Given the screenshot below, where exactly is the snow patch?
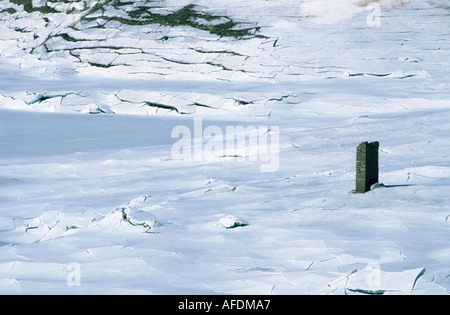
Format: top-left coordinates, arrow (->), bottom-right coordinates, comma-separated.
22,211 -> 88,242
335,267 -> 433,295
219,215 -> 248,229
299,0 -> 410,24
120,206 -> 160,233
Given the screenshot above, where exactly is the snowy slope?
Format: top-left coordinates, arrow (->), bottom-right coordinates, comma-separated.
0,0 -> 449,294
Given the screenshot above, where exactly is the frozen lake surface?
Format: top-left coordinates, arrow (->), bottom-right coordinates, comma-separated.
0,0 -> 449,294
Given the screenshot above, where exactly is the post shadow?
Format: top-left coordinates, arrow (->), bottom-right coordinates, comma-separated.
354,141 -> 417,193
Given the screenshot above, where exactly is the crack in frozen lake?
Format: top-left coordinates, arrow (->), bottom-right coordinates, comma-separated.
1,68 -> 449,101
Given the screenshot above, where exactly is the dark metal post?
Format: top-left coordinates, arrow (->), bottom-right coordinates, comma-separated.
355,141 -> 379,193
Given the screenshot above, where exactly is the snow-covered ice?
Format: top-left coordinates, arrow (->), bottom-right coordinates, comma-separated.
0,0 -> 449,294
